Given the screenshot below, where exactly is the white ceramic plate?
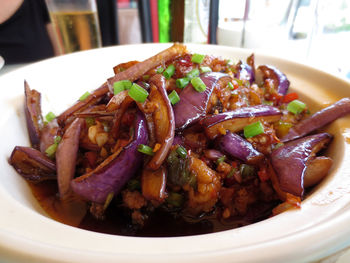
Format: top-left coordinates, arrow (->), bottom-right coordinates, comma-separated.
0,44 -> 350,263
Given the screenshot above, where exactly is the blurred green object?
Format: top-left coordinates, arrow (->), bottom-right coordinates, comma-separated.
158,0 -> 171,42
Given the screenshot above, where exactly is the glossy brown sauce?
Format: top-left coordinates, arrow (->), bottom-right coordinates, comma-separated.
28,180 -> 278,237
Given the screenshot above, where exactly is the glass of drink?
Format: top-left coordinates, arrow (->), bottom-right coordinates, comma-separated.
45,0 -> 102,54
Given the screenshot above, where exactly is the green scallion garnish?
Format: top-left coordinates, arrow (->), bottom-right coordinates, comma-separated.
163,64 -> 175,79
176,77 -> 190,89
85,117 -> 95,127
191,53 -> 205,64
113,80 -> 132,95
137,144 -> 154,156
79,91 -> 90,101
200,66 -> 212,73
45,143 -> 58,158
45,111 -> 56,122
227,82 -> 234,90
176,145 -> 187,159
287,99 -> 306,115
156,67 -> 164,74
191,77 -> 207,92
216,155 -> 226,164
168,90 -> 180,105
186,68 -> 200,79
226,59 -> 234,66
166,192 -> 184,207
128,83 -> 149,103
54,135 -> 61,144
244,121 -> 265,138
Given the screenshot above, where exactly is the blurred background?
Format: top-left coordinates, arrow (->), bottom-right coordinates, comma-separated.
0,0 -> 349,80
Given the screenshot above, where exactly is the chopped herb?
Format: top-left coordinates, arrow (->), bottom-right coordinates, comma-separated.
85,117 -> 95,127
166,192 -> 184,207
200,66 -> 212,73
287,99 -> 306,115
128,83 -> 149,103
191,77 -> 207,92
54,135 -> 61,144
240,164 -> 256,179
156,67 -> 164,73
186,68 -> 200,79
45,111 -> 56,122
137,144 -> 154,156
227,82 -> 234,90
216,155 -> 226,165
191,53 -> 205,64
113,80 -> 132,94
176,145 -> 187,159
45,143 -> 58,158
163,64 -> 175,79
176,77 -> 190,89
168,90 -> 180,105
103,192 -> 114,210
244,121 -> 264,138
79,91 -> 91,101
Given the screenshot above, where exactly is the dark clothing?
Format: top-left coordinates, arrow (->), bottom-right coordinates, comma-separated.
0,0 -> 54,64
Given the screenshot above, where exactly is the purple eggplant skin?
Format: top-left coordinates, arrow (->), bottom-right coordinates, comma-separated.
203,149 -> 225,161
71,110 -> 148,204
257,65 -> 290,96
281,98 -> 350,142
9,146 -> 56,182
56,118 -> 85,199
271,133 -> 332,197
174,72 -> 231,130
203,105 -> 282,139
24,81 -> 44,149
235,61 -> 254,84
218,132 -> 264,164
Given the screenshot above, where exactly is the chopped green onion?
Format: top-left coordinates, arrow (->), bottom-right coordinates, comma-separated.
191,53 -> 205,64
240,164 -> 256,179
273,142 -> 284,150
85,117 -> 95,127
216,155 -> 226,165
186,68 -> 200,79
156,67 -> 164,73
143,75 -> 150,81
79,91 -> 90,101
103,192 -> 114,210
176,145 -> 187,159
226,59 -> 234,66
163,64 -> 175,79
227,167 -> 237,178
262,100 -> 274,106
45,143 -> 58,158
113,80 -> 132,95
191,77 -> 207,92
166,192 -> 184,207
200,66 -> 212,73
287,99 -> 306,115
54,136 -> 61,144
45,111 -> 56,122
168,90 -> 180,105
176,77 -> 190,89
137,144 -> 154,156
244,121 -> 265,138
128,83 -> 149,103
227,82 -> 234,90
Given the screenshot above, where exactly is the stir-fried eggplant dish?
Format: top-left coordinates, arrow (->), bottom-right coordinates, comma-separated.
9,44 -> 350,236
